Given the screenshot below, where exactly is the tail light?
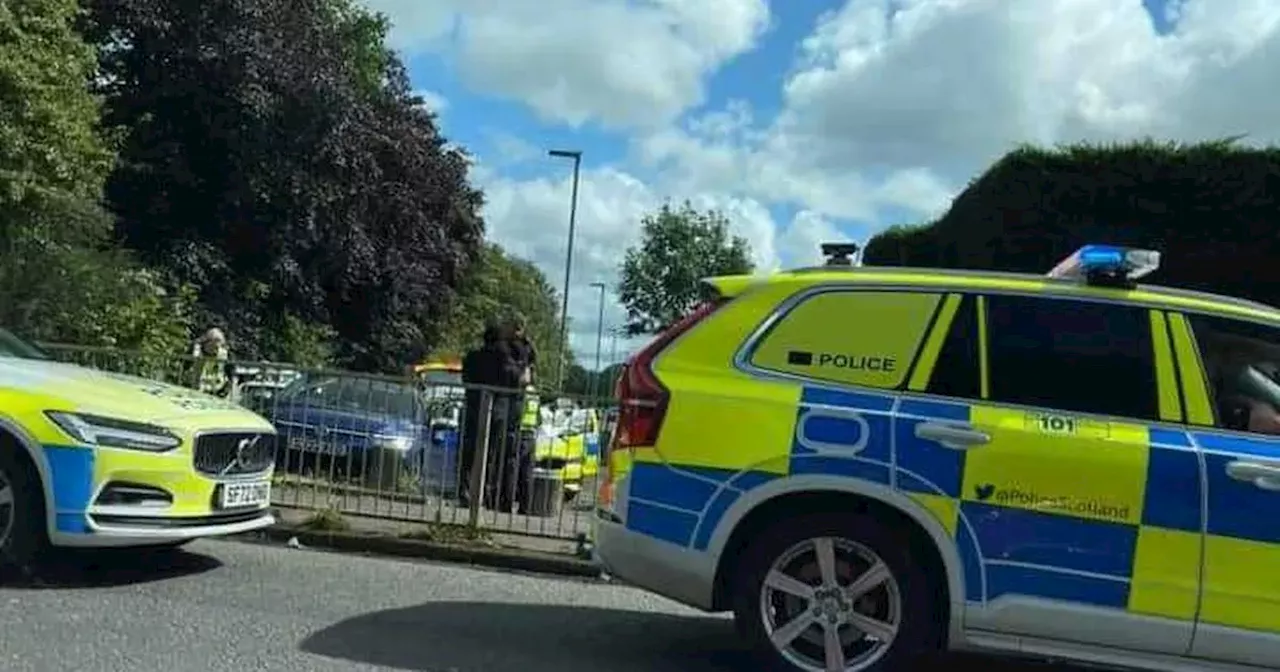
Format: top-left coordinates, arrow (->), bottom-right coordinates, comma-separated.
598,297 -> 727,509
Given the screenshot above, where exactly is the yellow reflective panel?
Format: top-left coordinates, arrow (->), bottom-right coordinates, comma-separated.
1149,311 -> 1183,423
907,491 -> 959,537
975,295 -> 990,398
962,407 -> 1149,526
750,290 -> 942,390
1129,526 -> 1200,620
1201,535 -> 1280,632
1167,313 -> 1215,426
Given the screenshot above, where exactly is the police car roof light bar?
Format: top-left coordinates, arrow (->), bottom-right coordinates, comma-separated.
1046,244 -> 1161,288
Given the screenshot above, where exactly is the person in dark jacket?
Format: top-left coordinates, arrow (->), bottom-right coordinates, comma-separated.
460,324 -> 521,507
500,318 -> 538,512
507,317 -> 537,387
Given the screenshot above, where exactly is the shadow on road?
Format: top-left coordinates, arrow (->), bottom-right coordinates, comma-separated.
300,601 -> 1093,672
0,547 -> 222,589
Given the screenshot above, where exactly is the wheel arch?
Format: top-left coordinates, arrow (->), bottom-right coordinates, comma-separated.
0,415 -> 56,538
707,475 -> 965,636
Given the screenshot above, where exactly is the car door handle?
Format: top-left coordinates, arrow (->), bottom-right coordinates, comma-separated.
1226,460 -> 1280,491
915,422 -> 990,450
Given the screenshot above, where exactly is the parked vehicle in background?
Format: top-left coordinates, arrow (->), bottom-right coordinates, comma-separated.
266,375 -> 460,494
232,364 -> 302,414
0,328 -> 277,567
534,407 -> 602,501
412,359 -> 464,428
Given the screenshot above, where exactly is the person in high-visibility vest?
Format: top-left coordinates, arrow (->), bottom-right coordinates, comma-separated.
506,383 -> 540,513
191,328 -> 233,398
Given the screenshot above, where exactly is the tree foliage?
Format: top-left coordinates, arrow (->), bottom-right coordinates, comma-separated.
82,0 -> 485,372
563,362 -> 623,399
0,0 -> 193,354
862,139 -> 1280,306
618,202 -> 754,336
432,243 -> 573,382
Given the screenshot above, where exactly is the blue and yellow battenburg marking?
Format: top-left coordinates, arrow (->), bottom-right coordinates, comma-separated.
43,444 -> 96,533
622,383 -> 1280,630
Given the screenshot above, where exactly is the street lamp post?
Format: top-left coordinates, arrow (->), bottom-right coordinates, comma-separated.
548,148 -> 583,391
589,282 -> 606,398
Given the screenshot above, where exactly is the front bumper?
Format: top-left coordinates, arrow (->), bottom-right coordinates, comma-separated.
43,441 -> 276,548
55,509 -> 275,548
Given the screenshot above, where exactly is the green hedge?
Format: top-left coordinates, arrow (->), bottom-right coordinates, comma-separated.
863,139 -> 1280,306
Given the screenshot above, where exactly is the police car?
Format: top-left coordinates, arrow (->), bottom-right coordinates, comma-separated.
594,244 -> 1280,672
0,331 -> 277,568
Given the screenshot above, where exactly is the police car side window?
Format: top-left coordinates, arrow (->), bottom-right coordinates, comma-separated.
926,294 -> 981,399
985,295 -> 1159,421
749,290 -> 943,390
1188,315 -> 1280,435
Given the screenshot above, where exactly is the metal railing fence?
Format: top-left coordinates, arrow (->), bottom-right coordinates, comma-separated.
35,343 -> 616,544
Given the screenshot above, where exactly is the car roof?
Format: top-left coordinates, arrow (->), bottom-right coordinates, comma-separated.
706,265 -> 1280,325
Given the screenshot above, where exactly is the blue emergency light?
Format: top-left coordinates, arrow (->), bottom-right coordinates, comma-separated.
1046,244 -> 1160,287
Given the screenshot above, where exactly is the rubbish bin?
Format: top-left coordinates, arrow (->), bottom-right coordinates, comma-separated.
526,467 -> 564,518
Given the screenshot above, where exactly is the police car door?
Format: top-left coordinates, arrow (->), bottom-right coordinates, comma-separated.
1172,312 -> 1280,667
901,293 -> 1198,655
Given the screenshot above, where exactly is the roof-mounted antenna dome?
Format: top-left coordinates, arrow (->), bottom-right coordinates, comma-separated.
821,242 -> 861,267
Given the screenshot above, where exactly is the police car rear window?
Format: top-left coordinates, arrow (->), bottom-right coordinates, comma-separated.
749,290 -> 943,390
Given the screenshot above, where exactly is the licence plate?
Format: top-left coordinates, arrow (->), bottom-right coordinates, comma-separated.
286,436 -> 348,456
220,481 -> 270,508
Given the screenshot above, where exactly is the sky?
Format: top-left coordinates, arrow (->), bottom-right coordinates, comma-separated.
361,0 -> 1280,370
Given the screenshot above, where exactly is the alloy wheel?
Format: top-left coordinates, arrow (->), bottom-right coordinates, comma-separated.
759,536 -> 902,672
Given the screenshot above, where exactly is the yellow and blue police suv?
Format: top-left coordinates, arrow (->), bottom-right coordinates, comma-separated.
0,331 -> 276,568
595,244 -> 1280,672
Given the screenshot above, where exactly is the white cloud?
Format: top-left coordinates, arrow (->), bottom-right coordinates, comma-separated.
363,0 -> 770,128
764,0 -> 1280,200
413,89 -> 448,112
777,211 -> 849,269
632,0 -> 1280,232
438,0 -> 1280,368
473,163 -> 788,368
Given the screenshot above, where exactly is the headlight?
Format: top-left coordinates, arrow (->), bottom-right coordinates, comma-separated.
46,412 -> 181,452
372,435 -> 412,452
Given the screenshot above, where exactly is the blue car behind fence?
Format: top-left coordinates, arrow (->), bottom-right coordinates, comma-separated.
267,376 -> 462,494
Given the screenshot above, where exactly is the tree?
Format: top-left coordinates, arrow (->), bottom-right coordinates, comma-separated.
83,0 -> 485,371
433,243 -> 573,385
861,139 -> 1280,307
0,0 -> 192,354
563,362 -> 623,399
618,202 -> 754,335
861,222 -> 939,268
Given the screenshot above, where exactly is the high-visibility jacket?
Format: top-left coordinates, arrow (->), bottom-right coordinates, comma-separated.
196,356 -> 229,396
520,385 -> 540,429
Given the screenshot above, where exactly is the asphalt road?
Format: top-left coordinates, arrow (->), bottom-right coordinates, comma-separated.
0,539 -> 1095,672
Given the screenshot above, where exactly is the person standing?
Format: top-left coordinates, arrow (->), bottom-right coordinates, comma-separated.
191,328 -> 234,398
460,323 -> 520,508
500,318 -> 540,512
507,317 -> 537,387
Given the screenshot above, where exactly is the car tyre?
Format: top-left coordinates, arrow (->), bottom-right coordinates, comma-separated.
0,447 -> 49,572
731,511 -> 940,672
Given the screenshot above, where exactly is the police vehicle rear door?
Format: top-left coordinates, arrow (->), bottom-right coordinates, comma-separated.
901,291 -> 1198,656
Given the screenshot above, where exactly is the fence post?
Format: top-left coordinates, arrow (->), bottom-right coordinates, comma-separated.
467,391 -> 494,529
